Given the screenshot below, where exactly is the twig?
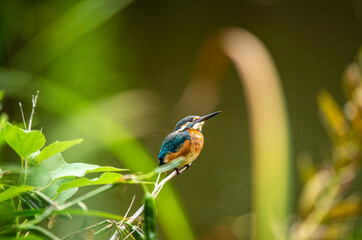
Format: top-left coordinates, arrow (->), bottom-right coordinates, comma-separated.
119,195 -> 136,227
19,102 -> 27,129
94,222 -> 113,237
96,196 -> 136,237
28,90 -> 39,131
85,220 -> 108,230
154,173 -> 161,187
123,226 -> 140,240
109,166 -> 188,240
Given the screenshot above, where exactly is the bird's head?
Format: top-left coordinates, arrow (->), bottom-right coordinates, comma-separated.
174,111 -> 221,132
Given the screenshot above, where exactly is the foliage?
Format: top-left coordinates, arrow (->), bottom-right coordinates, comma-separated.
290,54 -> 362,240
0,93 -> 159,239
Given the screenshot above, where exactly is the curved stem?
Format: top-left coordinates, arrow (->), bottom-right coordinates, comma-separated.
176,27 -> 291,240
221,28 -> 291,240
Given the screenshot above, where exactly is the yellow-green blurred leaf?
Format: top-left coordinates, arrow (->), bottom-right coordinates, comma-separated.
325,197 -> 360,221
342,63 -> 361,99
298,170 -> 330,216
297,151 -> 316,183
318,91 -> 349,138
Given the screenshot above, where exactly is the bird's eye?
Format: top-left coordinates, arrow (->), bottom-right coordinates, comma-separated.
188,118 -> 193,122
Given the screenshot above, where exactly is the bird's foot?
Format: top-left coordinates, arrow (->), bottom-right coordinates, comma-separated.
175,164 -> 191,175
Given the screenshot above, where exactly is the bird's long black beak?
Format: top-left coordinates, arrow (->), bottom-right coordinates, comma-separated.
196,111 -> 221,122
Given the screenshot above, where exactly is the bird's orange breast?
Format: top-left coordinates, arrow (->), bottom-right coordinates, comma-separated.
162,130 -> 204,168
183,129 -> 204,165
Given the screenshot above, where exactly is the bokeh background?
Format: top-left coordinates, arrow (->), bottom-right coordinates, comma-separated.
1,0 -> 361,239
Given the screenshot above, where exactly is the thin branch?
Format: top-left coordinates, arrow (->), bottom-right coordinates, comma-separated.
123,226 -> 140,240
154,173 -> 161,187
96,195 -> 137,237
19,102 -> 27,129
109,166 -> 189,240
118,195 -> 136,228
85,220 -> 108,230
28,90 -> 39,131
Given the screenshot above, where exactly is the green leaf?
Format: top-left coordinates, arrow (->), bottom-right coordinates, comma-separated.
0,208 -> 44,220
37,139 -> 83,163
50,163 -> 126,180
0,185 -> 34,202
57,172 -> 124,193
3,122 -> 46,158
27,154 -> 77,204
144,192 -> 157,240
20,192 -> 44,209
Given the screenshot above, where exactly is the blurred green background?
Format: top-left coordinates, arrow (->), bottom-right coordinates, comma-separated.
0,0 -> 361,239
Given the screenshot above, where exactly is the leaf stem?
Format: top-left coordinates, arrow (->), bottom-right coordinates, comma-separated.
24,159 -> 28,185
20,157 -> 24,185
37,179 -> 56,192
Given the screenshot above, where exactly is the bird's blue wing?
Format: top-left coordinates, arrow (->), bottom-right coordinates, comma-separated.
158,131 -> 191,165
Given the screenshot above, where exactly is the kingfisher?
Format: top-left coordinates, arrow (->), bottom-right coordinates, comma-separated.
158,111 -> 221,174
